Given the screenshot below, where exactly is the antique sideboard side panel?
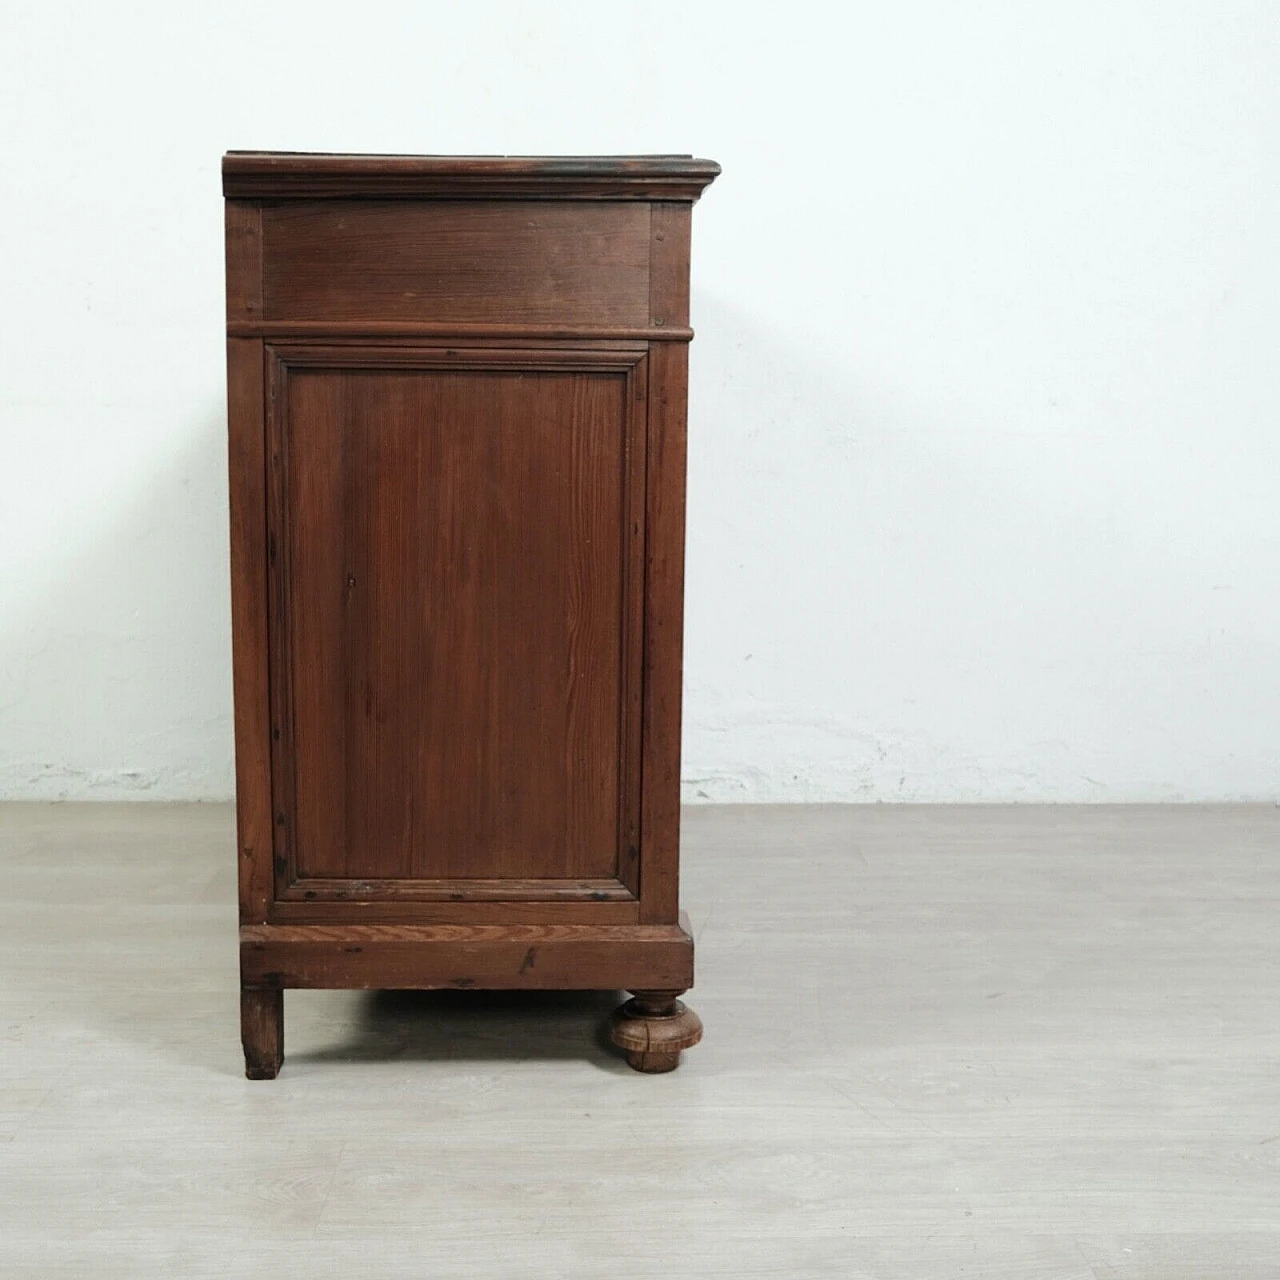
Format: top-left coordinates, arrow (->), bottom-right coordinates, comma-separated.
225,200 -> 273,923
262,343 -> 649,907
222,155 -> 720,1076
229,186 -> 704,932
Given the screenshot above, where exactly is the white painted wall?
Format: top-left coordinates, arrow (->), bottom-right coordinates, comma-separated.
2,2 -> 1277,802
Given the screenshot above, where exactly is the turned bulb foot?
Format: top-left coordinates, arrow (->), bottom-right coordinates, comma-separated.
609,991 -> 702,1073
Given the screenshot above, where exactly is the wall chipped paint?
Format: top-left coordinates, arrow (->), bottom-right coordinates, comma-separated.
1,2 -> 1277,803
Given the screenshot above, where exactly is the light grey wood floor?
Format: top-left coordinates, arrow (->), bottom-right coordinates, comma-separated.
0,803 -> 1276,1278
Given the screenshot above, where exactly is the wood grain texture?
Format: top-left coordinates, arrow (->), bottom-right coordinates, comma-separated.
240,919 -> 693,943
617,348 -> 648,898
609,993 -> 702,1073
266,343 -> 647,371
240,920 -> 694,992
223,152 -> 721,201
239,986 -> 283,1080
224,202 -> 262,323
272,357 -> 644,888
227,321 -> 694,341
648,203 -> 692,331
264,899 -> 640,925
638,341 -> 690,923
226,338 -> 272,923
277,877 -> 636,905
262,202 -> 650,327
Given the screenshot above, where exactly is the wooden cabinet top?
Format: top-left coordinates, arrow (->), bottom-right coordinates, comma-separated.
224,152 -> 719,340
222,152 -> 721,201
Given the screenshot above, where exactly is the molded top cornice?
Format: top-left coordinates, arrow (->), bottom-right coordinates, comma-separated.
223,153 -> 721,201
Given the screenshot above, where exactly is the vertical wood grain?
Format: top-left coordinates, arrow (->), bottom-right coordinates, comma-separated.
281,365 -> 632,884
264,352 -> 296,897
239,986 -> 283,1079
226,337 -> 272,923
342,371 -> 423,881
648,203 -> 692,331
285,369 -> 348,877
224,202 -> 262,324
639,341 -> 690,923
617,361 -> 648,897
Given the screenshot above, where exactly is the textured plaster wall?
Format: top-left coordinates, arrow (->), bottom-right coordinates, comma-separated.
1,2 -> 1278,802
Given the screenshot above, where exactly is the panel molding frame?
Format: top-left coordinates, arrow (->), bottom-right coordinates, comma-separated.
263,340 -> 649,910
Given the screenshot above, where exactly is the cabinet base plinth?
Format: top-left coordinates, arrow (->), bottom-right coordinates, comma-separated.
241,917 -> 694,992
238,918 -> 696,1077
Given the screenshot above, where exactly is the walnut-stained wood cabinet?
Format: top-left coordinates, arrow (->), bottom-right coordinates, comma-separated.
224,153 -> 719,1075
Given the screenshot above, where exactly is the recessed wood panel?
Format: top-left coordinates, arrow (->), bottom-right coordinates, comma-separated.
262,201 -> 651,327
271,356 -> 641,889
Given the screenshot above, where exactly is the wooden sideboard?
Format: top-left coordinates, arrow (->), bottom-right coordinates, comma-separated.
224,153 -> 719,1075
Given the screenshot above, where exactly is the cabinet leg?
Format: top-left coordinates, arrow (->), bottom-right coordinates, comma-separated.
609,989 -> 702,1073
241,987 -> 283,1080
